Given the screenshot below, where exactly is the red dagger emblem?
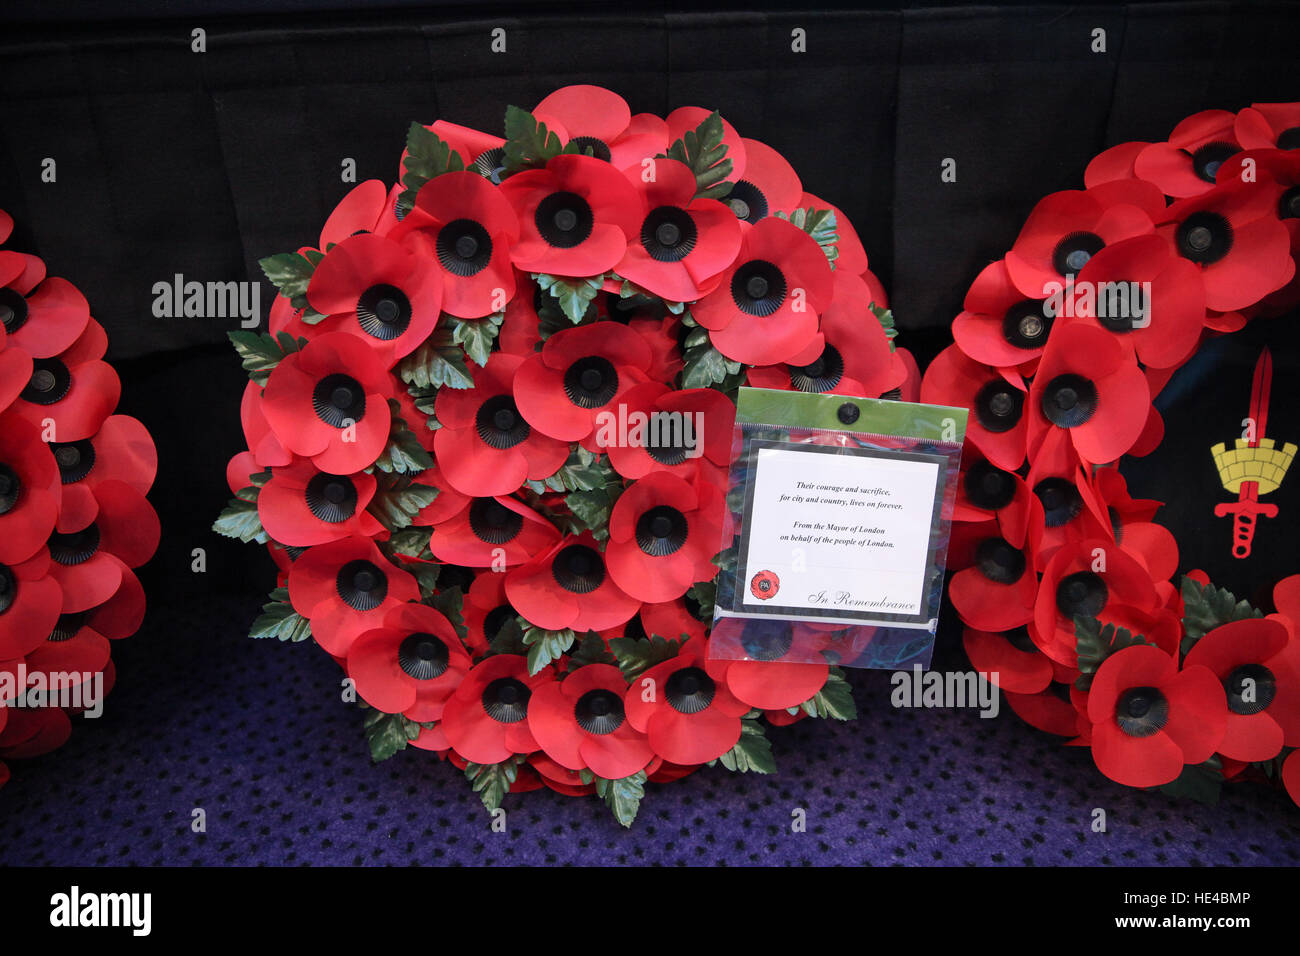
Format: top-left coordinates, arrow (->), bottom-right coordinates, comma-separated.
1214,348 -> 1277,559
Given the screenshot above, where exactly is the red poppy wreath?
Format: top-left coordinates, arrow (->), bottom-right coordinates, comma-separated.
929,101 -> 1300,809
217,85 -> 907,825
0,209 -> 160,789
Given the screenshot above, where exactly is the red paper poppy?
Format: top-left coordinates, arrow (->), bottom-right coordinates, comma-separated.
0,340 -> 34,414
627,313 -> 685,385
389,171 -> 519,319
1003,684 -> 1086,737
319,179 -> 399,248
84,560 -> 146,640
9,320 -> 120,443
1027,323 -> 1150,467
950,534 -> 1038,632
0,549 -> 62,660
432,352 -> 569,496
747,270 -> 903,398
428,494 -> 560,568
440,654 -> 547,764
952,453 -> 1037,551
1084,141 -> 1149,189
1134,109 -> 1241,198
499,153 -> 641,277
951,258 -> 1055,368
462,570 -> 517,657
616,156 -> 741,303
498,277 -> 543,357
1032,536 -> 1160,667
800,191 -> 869,274
504,531 -> 640,633
962,627 -> 1054,695
257,457 -> 382,547
625,638 -> 748,764
0,704 -> 72,759
1086,644 -> 1225,788
602,381 -> 733,484
528,662 -> 654,779
237,380 -> 291,470
345,602 -> 471,722
287,536 -> 419,657
692,216 -> 832,366
920,344 -> 1028,471
0,410 -> 60,565
305,233 -> 443,364
534,85 -> 669,171
606,470 -> 725,603
1234,102 -> 1300,150
1156,177 -> 1295,313
425,120 -> 507,175
513,321 -> 653,443
705,617 -> 830,709
2,276 -> 91,360
1183,618 -> 1300,761
262,331 -> 393,475
725,137 -> 803,224
407,462 -> 469,527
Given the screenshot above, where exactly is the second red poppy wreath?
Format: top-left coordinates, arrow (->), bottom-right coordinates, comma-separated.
218,85 -> 908,824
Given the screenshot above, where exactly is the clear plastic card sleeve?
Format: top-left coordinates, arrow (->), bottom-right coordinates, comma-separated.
709,387 -> 968,669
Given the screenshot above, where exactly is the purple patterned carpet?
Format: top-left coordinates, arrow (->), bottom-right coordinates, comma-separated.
1,593 -> 1296,866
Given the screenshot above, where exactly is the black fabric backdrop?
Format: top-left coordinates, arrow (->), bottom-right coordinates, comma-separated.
1,0 -> 1298,603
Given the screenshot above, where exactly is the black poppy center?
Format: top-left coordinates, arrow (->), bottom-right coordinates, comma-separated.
563,355 -> 619,408
471,146 -> 508,184
535,191 -> 594,248
356,284 -> 411,340
312,373 -> 366,428
335,559 -> 388,610
1116,686 -> 1169,737
605,290 -> 666,324
437,219 -> 493,277
1055,571 -> 1108,618
973,380 -> 1024,433
49,524 -> 101,566
965,461 -> 1017,510
482,677 -> 530,723
1175,211 -> 1233,265
468,498 -> 523,544
1279,185 -> 1300,221
398,632 -> 450,680
1275,126 -> 1300,151
646,418 -> 690,466
731,260 -> 786,317
574,688 -> 625,734
1041,373 -> 1098,428
666,667 -> 716,714
482,604 -> 517,643
552,545 -> 605,593
790,344 -> 845,392
635,505 -> 688,556
1189,141 -> 1240,183
1051,231 -> 1106,275
0,564 -> 14,615
1225,662 -> 1276,715
1004,626 -> 1038,653
48,611 -> 87,643
975,537 -> 1027,584
1002,299 -> 1054,349
49,440 -> 95,484
1034,477 -> 1084,527
569,136 -> 612,163
475,394 -> 530,450
0,287 -> 27,334
305,473 -> 358,523
21,359 -> 72,406
741,622 -> 794,661
0,464 -> 20,516
641,205 -> 698,263
727,179 -> 768,223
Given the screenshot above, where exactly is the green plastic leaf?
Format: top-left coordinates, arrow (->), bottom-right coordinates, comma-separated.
385,526 -> 433,559
567,631 -> 616,671
259,251 -> 317,304
374,399 -> 435,475
681,326 -> 744,391
366,474 -> 438,531
1074,616 -> 1153,691
608,633 -> 684,682
425,585 -> 470,644
406,383 -> 441,431
488,617 -> 528,656
686,581 -> 716,621
397,121 -> 467,217
869,302 -> 898,351
1180,576 -> 1263,657
594,770 -> 647,828
539,445 -> 612,494
227,330 -> 306,386
717,718 -> 776,774
1157,756 -> 1223,806
248,587 -> 312,642
464,756 -> 526,812
213,496 -> 267,544
363,709 -> 422,762
449,311 -> 504,369
502,106 -> 568,175
564,482 -> 623,542
799,666 -> 857,720
396,327 -> 474,390
534,272 -> 604,325
660,110 -> 733,200
522,625 -> 576,675
777,206 -> 839,268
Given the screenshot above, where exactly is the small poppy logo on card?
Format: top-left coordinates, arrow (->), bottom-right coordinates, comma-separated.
750,570 -> 779,600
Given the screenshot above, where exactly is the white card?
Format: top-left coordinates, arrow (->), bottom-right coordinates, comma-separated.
735,441 -> 946,626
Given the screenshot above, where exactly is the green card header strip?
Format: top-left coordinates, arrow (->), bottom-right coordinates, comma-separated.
734,387 -> 968,441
